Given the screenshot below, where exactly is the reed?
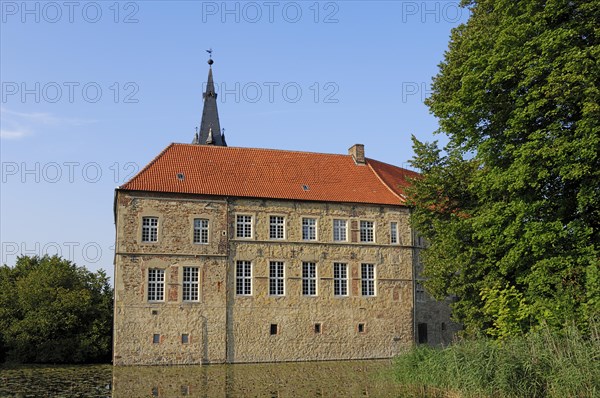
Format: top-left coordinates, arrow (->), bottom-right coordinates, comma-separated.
393,321 -> 600,397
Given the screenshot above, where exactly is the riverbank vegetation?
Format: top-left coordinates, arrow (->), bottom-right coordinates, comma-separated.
0,255 -> 113,364
394,322 -> 600,397
400,1 -> 600,395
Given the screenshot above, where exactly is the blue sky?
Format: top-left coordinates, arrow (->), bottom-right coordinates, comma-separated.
1,1 -> 468,277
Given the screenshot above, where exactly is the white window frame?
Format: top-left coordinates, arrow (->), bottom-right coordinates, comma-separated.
142,216 -> 158,243
361,263 -> 376,296
390,221 -> 398,244
269,216 -> 285,240
236,260 -> 252,296
360,220 -> 375,243
193,218 -> 209,244
333,262 -> 348,296
302,217 -> 317,241
182,266 -> 199,302
333,219 -> 347,242
302,262 -> 317,296
147,268 -> 165,302
236,214 -> 253,239
269,261 -> 285,296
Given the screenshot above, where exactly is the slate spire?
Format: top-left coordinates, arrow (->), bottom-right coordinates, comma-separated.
194,55 -> 226,146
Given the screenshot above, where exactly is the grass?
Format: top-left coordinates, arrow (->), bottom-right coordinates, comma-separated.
393,322 -> 600,397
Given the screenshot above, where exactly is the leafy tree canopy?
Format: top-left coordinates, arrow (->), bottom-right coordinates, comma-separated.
407,0 -> 599,338
0,255 -> 113,363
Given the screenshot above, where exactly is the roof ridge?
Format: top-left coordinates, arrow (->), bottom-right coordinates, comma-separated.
172,142 -> 352,158
120,143 -> 176,189
366,159 -> 404,204
366,157 -> 420,176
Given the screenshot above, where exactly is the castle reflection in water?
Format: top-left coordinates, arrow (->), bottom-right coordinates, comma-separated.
112,359 -> 408,397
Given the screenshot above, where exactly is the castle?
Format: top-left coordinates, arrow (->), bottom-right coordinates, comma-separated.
112,58 -> 457,366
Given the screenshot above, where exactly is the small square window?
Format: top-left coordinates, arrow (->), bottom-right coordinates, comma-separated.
181,334 -> 189,344
151,310 -> 158,315
314,323 -> 322,334
181,385 -> 190,395
152,386 -> 159,396
152,334 -> 160,344
358,323 -> 365,333
270,324 -> 279,335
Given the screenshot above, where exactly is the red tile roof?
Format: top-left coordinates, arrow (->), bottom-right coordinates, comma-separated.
119,144 -> 419,206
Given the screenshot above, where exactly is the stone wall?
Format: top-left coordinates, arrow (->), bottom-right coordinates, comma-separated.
114,191 -> 420,365
413,243 -> 462,346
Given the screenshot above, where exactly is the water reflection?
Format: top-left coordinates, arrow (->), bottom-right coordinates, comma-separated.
113,360 -> 406,397
1,360 -> 441,397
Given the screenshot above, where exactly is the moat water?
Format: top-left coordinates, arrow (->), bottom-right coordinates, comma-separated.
0,359 -> 441,397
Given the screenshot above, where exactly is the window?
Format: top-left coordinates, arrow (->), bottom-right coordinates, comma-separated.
236,215 -> 253,238
333,263 -> 348,296
302,218 -> 317,240
333,219 -> 347,242
269,216 -> 285,239
270,324 -> 279,335
416,282 -> 425,302
182,267 -> 199,302
193,218 -> 209,244
152,334 -> 160,344
360,220 -> 374,242
302,262 -> 317,296
314,323 -> 322,334
236,261 -> 252,295
390,222 -> 398,244
142,217 -> 158,242
361,263 -> 375,296
181,334 -> 189,344
269,261 -> 285,296
147,269 -> 165,301
418,323 -> 428,344
358,323 -> 365,333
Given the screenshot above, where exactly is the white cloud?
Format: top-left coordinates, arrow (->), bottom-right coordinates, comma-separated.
0,128 -> 29,140
0,107 -> 97,140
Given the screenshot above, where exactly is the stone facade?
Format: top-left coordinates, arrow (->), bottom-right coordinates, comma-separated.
113,191 -> 419,365
413,239 -> 462,346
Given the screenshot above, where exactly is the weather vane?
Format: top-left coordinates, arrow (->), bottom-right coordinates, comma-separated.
206,48 -> 213,59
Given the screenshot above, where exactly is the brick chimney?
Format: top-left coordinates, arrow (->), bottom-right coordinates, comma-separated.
348,144 -> 365,165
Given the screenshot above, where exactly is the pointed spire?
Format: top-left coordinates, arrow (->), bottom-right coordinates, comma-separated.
221,128 -> 227,146
191,127 -> 199,144
194,52 -> 227,146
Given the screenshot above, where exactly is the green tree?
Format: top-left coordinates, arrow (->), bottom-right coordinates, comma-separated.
0,255 -> 113,363
407,0 -> 600,337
